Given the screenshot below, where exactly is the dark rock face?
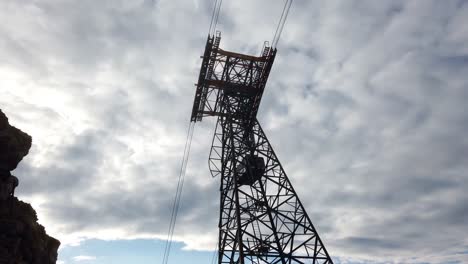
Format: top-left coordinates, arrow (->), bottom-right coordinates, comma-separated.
0,109 -> 60,264
0,110 -> 32,173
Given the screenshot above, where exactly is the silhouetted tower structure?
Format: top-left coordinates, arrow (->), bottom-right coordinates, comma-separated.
191,32 -> 333,264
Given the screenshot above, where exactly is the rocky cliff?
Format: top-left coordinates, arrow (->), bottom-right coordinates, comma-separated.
0,109 -> 60,264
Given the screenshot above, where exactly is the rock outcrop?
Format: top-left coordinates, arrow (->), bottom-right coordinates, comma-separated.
0,109 -> 60,264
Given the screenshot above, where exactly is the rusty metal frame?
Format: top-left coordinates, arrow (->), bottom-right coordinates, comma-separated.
191,33 -> 333,264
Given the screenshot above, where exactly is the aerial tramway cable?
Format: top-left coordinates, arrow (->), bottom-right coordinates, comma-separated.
208,0 -> 219,35
272,0 -> 292,49
162,1 -> 223,263
208,0 -> 223,36
210,240 -> 218,264
162,121 -> 195,264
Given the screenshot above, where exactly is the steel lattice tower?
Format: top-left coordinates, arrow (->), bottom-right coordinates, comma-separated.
190,32 -> 333,264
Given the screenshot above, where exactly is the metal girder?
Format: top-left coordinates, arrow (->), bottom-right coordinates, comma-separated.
191,33 -> 334,264
209,114 -> 333,264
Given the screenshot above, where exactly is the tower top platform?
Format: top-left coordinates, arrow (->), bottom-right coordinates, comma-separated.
190,32 -> 276,122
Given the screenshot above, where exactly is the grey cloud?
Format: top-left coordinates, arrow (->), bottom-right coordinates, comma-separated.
1,0 -> 468,263
337,237 -> 402,252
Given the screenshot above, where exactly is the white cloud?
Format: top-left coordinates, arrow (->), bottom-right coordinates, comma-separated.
72,255 -> 97,261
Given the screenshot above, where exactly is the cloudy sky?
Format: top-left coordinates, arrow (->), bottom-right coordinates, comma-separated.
1,0 -> 468,263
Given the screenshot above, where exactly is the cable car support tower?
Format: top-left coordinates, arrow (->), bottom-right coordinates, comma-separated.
189,28 -> 334,264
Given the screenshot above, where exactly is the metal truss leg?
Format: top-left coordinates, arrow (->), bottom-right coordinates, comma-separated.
214,117 -> 333,264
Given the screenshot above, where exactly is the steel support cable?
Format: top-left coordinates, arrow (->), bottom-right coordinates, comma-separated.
210,240 -> 218,264
208,0 -> 219,36
272,0 -> 293,49
272,0 -> 288,46
212,0 -> 223,35
162,121 -> 195,264
162,121 -> 196,264
209,0 -> 223,36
